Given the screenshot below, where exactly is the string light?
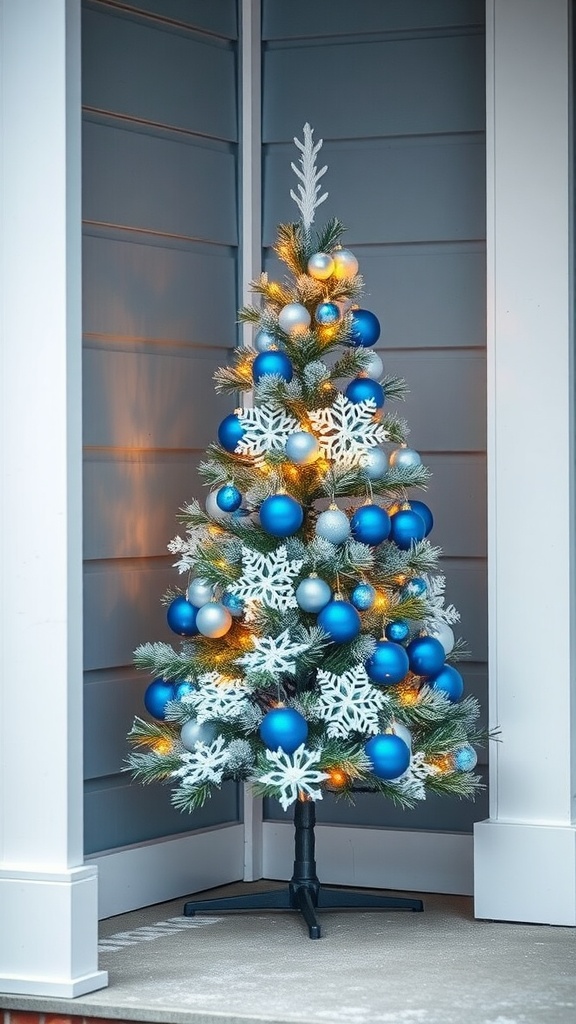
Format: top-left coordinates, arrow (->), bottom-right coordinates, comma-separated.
427,753 -> 454,774
394,677 -> 421,705
152,737 -> 172,756
326,768 -> 348,789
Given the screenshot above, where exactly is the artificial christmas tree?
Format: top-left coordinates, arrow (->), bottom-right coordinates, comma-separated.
127,125 -> 483,938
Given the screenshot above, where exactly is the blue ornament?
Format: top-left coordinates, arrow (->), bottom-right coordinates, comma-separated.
144,678 -> 175,720
350,504 -> 391,546
409,500 -> 434,537
253,350 -> 293,384
216,484 -> 242,512
453,744 -> 477,771
402,577 -> 427,598
218,413 -> 246,453
385,620 -> 410,643
167,596 -> 198,636
350,309 -> 381,348
173,680 -> 195,701
259,707 -> 308,754
315,507 -> 350,544
407,635 -> 445,677
345,376 -> 385,408
365,733 -> 411,780
285,431 -> 320,465
260,493 -> 304,537
296,576 -> 332,613
222,592 -> 245,617
364,446 -> 388,480
315,301 -> 340,325
318,599 -> 362,643
365,640 -> 410,686
351,582 -> 376,611
181,718 -> 217,751
254,329 -> 278,352
428,664 -> 464,702
389,508 -> 426,550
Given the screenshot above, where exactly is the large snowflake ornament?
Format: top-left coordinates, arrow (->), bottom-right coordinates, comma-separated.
236,405 -> 299,461
309,393 -> 390,464
185,678 -> 251,724
236,628 -> 310,677
316,665 -> 389,738
228,545 -> 303,611
172,736 -> 229,787
256,744 -> 329,811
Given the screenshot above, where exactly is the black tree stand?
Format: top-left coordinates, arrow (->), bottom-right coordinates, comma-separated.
184,799 -> 423,939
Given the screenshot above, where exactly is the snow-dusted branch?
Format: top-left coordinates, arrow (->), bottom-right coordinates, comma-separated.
290,123 -> 328,232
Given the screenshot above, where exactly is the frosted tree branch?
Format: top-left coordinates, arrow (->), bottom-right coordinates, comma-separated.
290,123 -> 328,233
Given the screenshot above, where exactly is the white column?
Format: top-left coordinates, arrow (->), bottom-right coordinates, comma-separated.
475,0 -> 576,926
0,0 -> 107,994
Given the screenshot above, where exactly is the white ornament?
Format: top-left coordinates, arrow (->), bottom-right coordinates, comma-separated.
228,545 -> 303,611
332,249 -> 359,280
236,628 -> 310,677
309,393 -> 390,465
426,620 -> 455,654
256,743 -> 329,811
392,720 -> 413,751
236,404 -> 299,461
186,676 -> 250,724
172,735 -> 229,787
278,302 -> 311,335
316,665 -> 389,739
290,123 -> 328,232
362,351 -> 384,379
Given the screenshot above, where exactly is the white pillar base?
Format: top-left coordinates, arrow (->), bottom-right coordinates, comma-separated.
0,865 -> 108,997
474,820 -> 576,927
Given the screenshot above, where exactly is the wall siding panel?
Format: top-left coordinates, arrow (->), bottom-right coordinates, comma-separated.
263,0 -> 485,38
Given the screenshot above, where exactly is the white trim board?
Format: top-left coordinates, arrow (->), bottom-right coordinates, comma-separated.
88,824 -> 244,919
262,822 -> 473,896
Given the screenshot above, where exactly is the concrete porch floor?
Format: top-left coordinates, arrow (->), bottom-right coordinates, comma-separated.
1,880 -> 575,1024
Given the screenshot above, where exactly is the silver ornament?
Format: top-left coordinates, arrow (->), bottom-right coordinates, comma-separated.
307,252 -> 334,280
393,721 -> 413,753
332,249 -> 359,280
180,718 -> 217,751
363,447 -> 388,480
285,431 -> 320,465
362,351 -> 384,379
315,507 -> 351,544
278,302 -> 311,335
205,489 -> 230,521
389,447 -> 422,470
427,621 -> 455,655
187,577 -> 215,608
296,576 -> 332,612
195,602 -> 233,638
254,329 -> 278,353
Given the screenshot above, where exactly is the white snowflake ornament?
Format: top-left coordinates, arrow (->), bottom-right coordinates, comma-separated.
172,735 -> 229,787
309,393 -> 390,465
228,545 -> 303,611
256,743 -> 329,810
236,628 -> 310,677
186,677 -> 251,724
236,405 -> 299,461
316,665 -> 389,739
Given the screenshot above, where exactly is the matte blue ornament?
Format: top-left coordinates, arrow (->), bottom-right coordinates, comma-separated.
350,308 -> 381,348
403,577 -> 427,598
428,663 -> 464,702
409,500 -> 434,537
385,620 -> 410,643
407,635 -> 445,677
285,431 -> 320,465
173,680 -> 195,701
181,718 -> 217,751
218,413 -> 246,453
254,329 -> 278,353
350,504 -> 391,546
365,733 -> 411,780
315,507 -> 350,544
389,508 -> 426,550
453,743 -> 477,771
345,376 -> 385,408
296,576 -> 332,613
253,350 -> 293,384
365,640 -> 410,686
260,493 -> 304,537
364,446 -> 388,480
315,301 -> 340,325
318,599 -> 362,643
222,592 -> 245,617
167,596 -> 198,636
144,678 -> 175,720
216,484 -> 242,512
259,707 -> 308,754
351,582 -> 376,611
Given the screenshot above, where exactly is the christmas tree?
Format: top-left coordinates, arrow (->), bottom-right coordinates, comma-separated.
127,125 -> 482,826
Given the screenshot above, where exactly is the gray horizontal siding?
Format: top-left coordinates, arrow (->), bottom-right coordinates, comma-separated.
89,0 -> 238,37
263,0 -> 485,38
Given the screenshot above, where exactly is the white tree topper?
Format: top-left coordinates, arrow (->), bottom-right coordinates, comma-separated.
309,393 -> 390,464
236,628 -> 310,677
228,545 -> 303,611
256,743 -> 329,811
316,665 -> 389,738
290,123 -> 328,232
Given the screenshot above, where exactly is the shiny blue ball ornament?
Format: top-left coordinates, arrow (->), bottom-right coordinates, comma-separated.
254,329 -> 278,353
167,596 -> 198,636
351,582 -> 376,611
285,431 -> 320,465
403,577 -> 427,598
295,576 -> 332,613
259,707 -> 308,754
144,678 -> 175,720
364,447 -> 388,480
173,680 -> 195,701
407,635 -> 445,677
260,494 -> 304,537
428,664 -> 464,702
253,350 -> 293,384
222,592 -> 245,617
385,620 -> 410,643
389,508 -> 426,550
315,301 -> 340,325
216,484 -> 242,512
350,309 -> 381,348
345,376 -> 385,408
365,733 -> 411,780
453,744 -> 478,771
218,413 -> 246,453
365,640 -> 410,686
409,500 -> 434,537
318,599 -> 362,643
350,504 -> 391,546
